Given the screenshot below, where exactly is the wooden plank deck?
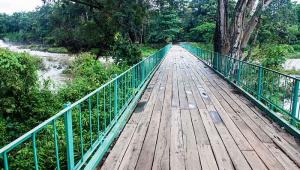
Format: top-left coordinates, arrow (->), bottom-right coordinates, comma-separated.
98,45 -> 300,170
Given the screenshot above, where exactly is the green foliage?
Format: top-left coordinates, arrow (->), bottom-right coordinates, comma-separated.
0,49 -> 62,144
47,47 -> 69,53
254,44 -> 294,69
190,42 -> 213,51
0,49 -> 129,169
59,52 -> 126,102
189,22 -> 215,43
139,45 -> 158,57
258,1 -> 299,44
112,33 -> 142,65
292,44 -> 300,52
147,10 -> 182,43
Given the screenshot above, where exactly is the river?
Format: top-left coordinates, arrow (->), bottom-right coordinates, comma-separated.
284,59 -> 300,71
0,40 -> 73,89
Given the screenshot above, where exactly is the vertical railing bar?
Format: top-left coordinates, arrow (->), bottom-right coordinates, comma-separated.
291,79 -> 299,125
3,152 -> 9,170
96,91 -> 100,136
77,104 -> 84,159
257,65 -> 263,101
88,97 -> 93,147
109,83 -> 112,124
64,102 -> 74,170
283,78 -> 287,108
53,121 -> 60,170
32,133 -> 39,170
114,77 -> 118,118
103,87 -> 106,127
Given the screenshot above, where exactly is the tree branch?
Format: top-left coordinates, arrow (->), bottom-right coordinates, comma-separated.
68,0 -> 103,9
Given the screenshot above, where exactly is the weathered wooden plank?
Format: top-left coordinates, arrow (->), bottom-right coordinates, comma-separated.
152,56 -> 174,170
183,52 -> 285,170
117,62 -> 167,170
242,151 -> 268,170
214,77 -> 300,167
101,124 -> 137,170
184,59 -> 253,151
135,62 -> 170,170
170,108 -> 185,170
181,109 -> 202,170
195,60 -> 273,144
206,105 -> 252,170
265,143 -> 299,170
199,109 -> 234,170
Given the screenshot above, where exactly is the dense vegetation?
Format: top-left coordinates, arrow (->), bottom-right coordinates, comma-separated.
0,0 -> 300,168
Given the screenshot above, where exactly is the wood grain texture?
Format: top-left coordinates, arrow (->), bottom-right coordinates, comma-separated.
99,45 -> 300,170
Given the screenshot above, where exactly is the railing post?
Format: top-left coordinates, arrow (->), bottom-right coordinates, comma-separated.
214,53 -> 219,71
64,102 -> 74,170
224,56 -> 228,77
114,76 -> 118,117
291,79 -> 299,125
132,67 -> 136,90
142,62 -> 145,83
257,66 -> 263,100
3,152 -> 9,170
237,61 -> 242,85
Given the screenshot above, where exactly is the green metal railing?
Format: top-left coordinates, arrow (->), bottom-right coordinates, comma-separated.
181,43 -> 300,136
0,44 -> 171,170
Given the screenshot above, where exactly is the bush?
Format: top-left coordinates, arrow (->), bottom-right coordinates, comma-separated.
189,22 -> 215,43
112,33 -> 142,65
140,45 -> 158,57
292,44 -> 300,51
254,44 -> 294,69
59,52 -> 126,102
0,48 -> 61,143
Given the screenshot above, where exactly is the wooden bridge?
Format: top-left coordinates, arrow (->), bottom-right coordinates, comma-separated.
1,44 -> 300,170
100,46 -> 300,170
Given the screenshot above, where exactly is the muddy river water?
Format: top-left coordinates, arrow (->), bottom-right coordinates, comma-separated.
0,40 -> 74,89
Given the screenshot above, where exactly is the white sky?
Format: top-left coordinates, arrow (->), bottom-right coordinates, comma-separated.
0,0 -> 43,15
0,0 -> 299,15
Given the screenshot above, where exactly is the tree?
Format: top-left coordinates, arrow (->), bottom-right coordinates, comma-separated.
147,9 -> 182,43
189,22 -> 215,43
215,0 -> 274,59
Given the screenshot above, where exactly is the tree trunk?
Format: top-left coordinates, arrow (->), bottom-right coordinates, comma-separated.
246,18 -> 261,61
214,0 -> 273,60
214,0 -> 230,56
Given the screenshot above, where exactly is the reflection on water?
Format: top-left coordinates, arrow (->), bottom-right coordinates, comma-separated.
0,40 -> 73,89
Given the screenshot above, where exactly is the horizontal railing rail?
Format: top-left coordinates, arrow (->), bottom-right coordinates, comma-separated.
181,42 -> 300,136
0,44 -> 171,170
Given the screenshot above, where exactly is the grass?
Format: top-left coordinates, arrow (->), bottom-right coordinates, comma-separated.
47,47 -> 68,53
288,52 -> 300,59
22,45 -> 69,54
140,45 -> 159,57
283,69 -> 300,75
190,42 -> 213,51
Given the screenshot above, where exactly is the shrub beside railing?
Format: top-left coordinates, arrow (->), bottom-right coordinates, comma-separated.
181,43 -> 300,134
0,44 -> 171,170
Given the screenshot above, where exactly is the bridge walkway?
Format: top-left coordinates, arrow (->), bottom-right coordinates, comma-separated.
99,45 -> 300,170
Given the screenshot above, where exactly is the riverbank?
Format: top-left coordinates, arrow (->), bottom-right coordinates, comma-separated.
0,40 -> 73,89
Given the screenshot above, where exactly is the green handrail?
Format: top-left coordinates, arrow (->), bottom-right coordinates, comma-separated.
181,43 -> 300,136
0,44 -> 171,170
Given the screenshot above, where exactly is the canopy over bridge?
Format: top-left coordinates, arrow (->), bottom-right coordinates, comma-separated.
1,44 -> 300,170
